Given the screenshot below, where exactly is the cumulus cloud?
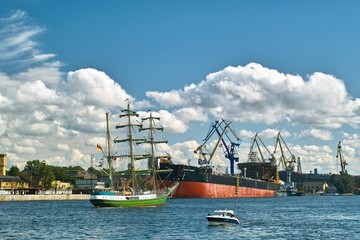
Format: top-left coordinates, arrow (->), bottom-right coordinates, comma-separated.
299,129 -> 333,141
239,129 -> 254,139
146,90 -> 186,108
66,68 -> 132,109
147,63 -> 360,128
135,110 -> 189,134
0,11 -> 149,169
57,143 -> 70,152
173,107 -> 208,123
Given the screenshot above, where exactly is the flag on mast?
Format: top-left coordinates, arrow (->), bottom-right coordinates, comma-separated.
96,144 -> 102,151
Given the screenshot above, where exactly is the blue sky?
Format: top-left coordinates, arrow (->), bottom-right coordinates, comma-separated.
0,1 -> 360,175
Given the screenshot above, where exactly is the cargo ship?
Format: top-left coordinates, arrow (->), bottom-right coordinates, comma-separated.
158,120 -> 279,198
158,162 -> 279,198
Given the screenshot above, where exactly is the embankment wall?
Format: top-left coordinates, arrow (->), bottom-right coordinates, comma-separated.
0,194 -> 90,202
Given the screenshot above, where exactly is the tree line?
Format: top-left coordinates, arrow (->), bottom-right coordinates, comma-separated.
7,160 -> 101,190
330,173 -> 355,194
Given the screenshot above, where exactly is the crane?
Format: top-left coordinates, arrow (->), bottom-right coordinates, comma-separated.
336,141 -> 348,175
248,133 -> 276,164
273,132 -> 296,171
194,120 -> 240,176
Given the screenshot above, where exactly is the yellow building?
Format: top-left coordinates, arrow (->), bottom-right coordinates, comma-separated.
0,176 -> 29,191
0,154 -> 6,176
52,180 -> 72,189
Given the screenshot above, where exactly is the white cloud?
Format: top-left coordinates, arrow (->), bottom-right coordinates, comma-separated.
299,129 -> 333,141
14,62 -> 63,86
0,14 -> 141,170
137,110 -> 189,134
169,140 -> 200,165
66,68 -> 132,109
13,144 -> 37,154
147,63 -> 360,128
0,10 -> 55,69
146,90 -> 186,108
173,107 -> 208,123
239,129 -> 254,139
16,80 -> 59,103
57,143 -> 70,151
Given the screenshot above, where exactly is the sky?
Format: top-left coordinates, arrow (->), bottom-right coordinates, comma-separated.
0,0 -> 360,176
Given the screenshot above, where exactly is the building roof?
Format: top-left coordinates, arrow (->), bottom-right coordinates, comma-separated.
0,176 -> 27,183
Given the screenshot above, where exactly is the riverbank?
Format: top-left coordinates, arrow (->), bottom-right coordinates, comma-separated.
0,194 -> 90,202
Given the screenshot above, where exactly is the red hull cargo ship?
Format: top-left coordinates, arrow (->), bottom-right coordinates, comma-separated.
159,163 -> 278,198
159,120 -> 279,198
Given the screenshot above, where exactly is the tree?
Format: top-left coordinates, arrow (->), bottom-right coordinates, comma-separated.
24,160 -> 55,189
39,164 -> 55,189
87,166 -> 101,176
330,174 -> 355,194
51,166 -> 78,184
8,165 -> 20,176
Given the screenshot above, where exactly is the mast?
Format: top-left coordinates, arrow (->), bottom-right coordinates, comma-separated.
114,102 -> 146,191
139,111 -> 168,168
138,110 -> 168,188
105,112 -> 114,191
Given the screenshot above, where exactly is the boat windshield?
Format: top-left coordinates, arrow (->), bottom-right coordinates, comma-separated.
213,210 -> 234,217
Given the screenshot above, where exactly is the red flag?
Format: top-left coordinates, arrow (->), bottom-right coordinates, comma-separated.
96,144 -> 102,151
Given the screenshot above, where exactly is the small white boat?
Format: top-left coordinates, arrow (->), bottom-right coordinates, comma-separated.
206,209 -> 240,225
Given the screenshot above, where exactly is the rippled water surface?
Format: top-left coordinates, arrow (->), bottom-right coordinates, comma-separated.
0,195 -> 359,239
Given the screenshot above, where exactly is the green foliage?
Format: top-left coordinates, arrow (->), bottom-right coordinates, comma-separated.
87,166 -> 101,177
51,166 -> 74,184
330,174 -> 355,194
24,159 -> 44,172
8,165 -> 20,176
67,166 -> 85,171
24,160 -> 55,189
23,160 -> 89,188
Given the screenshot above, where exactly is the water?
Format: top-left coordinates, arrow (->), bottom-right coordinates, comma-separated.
0,196 -> 359,239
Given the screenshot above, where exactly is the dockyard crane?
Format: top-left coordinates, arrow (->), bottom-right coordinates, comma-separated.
273,132 -> 296,171
194,120 -> 240,176
273,132 -> 301,192
248,133 -> 276,164
336,141 -> 348,175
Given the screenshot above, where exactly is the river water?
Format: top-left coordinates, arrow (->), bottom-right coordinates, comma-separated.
0,195 -> 359,239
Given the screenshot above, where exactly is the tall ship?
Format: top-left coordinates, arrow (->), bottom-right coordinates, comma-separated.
158,120 -> 279,198
90,103 -> 178,207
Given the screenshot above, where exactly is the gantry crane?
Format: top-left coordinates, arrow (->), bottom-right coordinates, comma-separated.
194,120 -> 240,176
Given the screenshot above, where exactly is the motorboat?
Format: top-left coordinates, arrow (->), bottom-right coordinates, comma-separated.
206,209 -> 240,225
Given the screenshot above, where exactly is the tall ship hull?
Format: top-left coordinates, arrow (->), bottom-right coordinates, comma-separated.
90,192 -> 169,207
90,182 -> 178,207
159,163 -> 278,198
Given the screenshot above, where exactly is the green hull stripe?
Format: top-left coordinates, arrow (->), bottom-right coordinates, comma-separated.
90,195 -> 168,207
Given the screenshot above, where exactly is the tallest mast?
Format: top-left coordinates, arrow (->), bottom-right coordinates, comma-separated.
138,110 -> 168,188
114,102 -> 145,191
139,111 -> 168,169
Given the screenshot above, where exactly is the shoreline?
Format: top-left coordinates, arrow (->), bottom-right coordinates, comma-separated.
0,194 -> 90,202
